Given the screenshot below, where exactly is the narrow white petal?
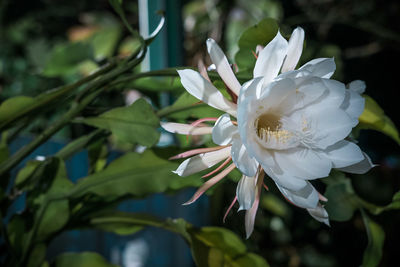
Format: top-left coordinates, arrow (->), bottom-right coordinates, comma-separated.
207,38 -> 241,95
338,152 -> 375,174
231,137 -> 258,177
173,147 -> 231,177
299,58 -> 336,78
212,114 -> 238,145
348,80 -> 366,94
236,175 -> 256,211
281,27 -> 305,73
161,122 -> 213,135
177,69 -> 237,116
307,204 -> 330,226
245,176 -> 262,238
274,148 -> 332,180
253,31 -> 288,86
325,140 -> 364,168
276,181 -> 319,209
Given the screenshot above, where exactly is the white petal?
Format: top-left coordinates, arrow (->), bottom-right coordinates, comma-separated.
308,107 -> 354,149
212,114 -> 238,145
325,140 -> 364,168
253,31 -> 288,86
263,165 -> 308,191
281,27 -> 305,73
276,181 -> 319,209
280,77 -> 327,114
236,175 -> 256,211
245,179 -> 262,238
173,147 -> 231,177
273,148 -> 332,180
231,137 -> 258,177
206,38 -> 241,95
348,80 -> 366,94
307,204 -> 330,226
177,69 -> 237,116
299,58 -> 336,78
259,78 -> 296,110
321,79 -> 346,108
237,78 -> 265,157
338,152 -> 375,174
340,89 -> 365,126
161,122 -> 212,135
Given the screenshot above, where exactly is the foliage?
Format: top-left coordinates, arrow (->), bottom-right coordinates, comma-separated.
0,0 -> 399,266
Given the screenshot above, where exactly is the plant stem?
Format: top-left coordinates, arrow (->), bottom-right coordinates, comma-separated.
55,129 -> 108,160
0,61 -> 117,132
112,67 -> 253,87
0,47 -> 146,177
156,103 -> 208,118
0,90 -> 105,177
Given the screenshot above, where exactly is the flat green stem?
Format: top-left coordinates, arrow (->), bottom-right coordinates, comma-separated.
156,103 -> 208,118
0,89 -> 105,177
0,47 -> 146,177
0,61 -> 116,131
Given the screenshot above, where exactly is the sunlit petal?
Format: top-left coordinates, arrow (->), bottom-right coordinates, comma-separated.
212,113 -> 238,145
173,147 -> 231,177
177,69 -> 237,116
253,31 -> 288,86
207,38 -> 241,95
161,122 -> 212,135
282,27 -> 305,72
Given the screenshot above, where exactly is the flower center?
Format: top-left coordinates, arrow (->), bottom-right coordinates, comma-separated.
254,113 -> 296,149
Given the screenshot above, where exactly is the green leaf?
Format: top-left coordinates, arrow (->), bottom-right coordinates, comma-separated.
0,138 -> 9,164
109,0 -> 124,15
87,211 -> 269,267
260,194 -> 290,218
7,215 -> 28,255
15,160 -> 42,189
89,26 -> 122,60
167,92 -> 223,120
323,172 -> 400,217
55,252 -> 118,267
76,98 -> 160,147
234,18 -> 279,72
369,191 -> 400,215
0,96 -> 35,122
361,212 -> 385,267
70,149 -> 202,199
323,172 -> 360,221
35,159 -> 73,239
15,158 -> 61,192
189,227 -> 246,267
89,211 -> 162,235
36,199 -> 69,239
324,178 -> 359,221
42,42 -> 94,77
189,227 -> 269,267
235,253 -> 270,267
56,129 -> 108,160
359,95 -> 400,145
131,76 -> 184,92
27,243 -> 46,267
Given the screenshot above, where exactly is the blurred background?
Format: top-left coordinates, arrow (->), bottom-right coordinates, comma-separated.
1,0 -> 399,266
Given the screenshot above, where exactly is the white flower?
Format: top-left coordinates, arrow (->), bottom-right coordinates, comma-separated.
162,27 -> 374,237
